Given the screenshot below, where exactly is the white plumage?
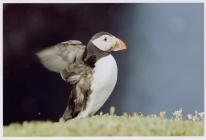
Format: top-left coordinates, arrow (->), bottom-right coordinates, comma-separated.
77,54 -> 118,118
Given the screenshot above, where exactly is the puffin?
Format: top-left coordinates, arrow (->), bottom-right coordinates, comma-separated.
36,32 -> 127,120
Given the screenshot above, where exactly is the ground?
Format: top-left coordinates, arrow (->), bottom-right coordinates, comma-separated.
4,107 -> 204,136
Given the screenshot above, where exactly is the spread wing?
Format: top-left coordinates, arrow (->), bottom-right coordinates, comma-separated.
36,40 -> 86,73
36,40 -> 93,120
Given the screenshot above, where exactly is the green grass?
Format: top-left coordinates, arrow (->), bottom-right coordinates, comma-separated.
4,108 -> 204,136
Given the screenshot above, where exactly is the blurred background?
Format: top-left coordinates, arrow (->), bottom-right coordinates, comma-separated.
3,3 -> 204,125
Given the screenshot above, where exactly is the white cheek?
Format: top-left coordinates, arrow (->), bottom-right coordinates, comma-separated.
92,40 -> 111,51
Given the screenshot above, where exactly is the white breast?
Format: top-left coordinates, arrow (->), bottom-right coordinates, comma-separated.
77,54 -> 117,118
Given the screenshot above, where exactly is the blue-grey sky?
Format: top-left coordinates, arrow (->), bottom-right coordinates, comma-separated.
104,4 -> 204,116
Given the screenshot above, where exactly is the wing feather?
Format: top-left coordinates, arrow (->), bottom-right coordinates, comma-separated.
36,40 -> 86,73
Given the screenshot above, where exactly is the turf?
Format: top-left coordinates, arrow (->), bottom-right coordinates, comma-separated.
4,109 -> 204,136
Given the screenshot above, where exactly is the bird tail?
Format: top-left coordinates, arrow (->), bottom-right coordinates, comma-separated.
62,106 -> 73,121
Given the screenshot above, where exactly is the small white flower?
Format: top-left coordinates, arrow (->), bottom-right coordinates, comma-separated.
173,108 -> 183,120
198,112 -> 204,118
195,110 -> 198,116
187,114 -> 193,120
198,112 -> 204,120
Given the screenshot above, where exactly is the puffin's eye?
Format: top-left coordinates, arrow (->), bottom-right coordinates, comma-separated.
104,37 -> 107,41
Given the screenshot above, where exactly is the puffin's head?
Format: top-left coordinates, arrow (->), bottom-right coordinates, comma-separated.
84,32 -> 127,66
90,32 -> 127,52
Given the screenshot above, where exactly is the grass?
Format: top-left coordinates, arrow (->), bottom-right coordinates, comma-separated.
4,107 -> 204,136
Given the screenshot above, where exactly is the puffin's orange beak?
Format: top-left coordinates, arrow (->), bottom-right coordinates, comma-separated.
113,38 -> 127,51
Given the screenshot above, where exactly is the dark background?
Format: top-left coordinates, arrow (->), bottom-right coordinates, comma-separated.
3,3 -> 204,125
